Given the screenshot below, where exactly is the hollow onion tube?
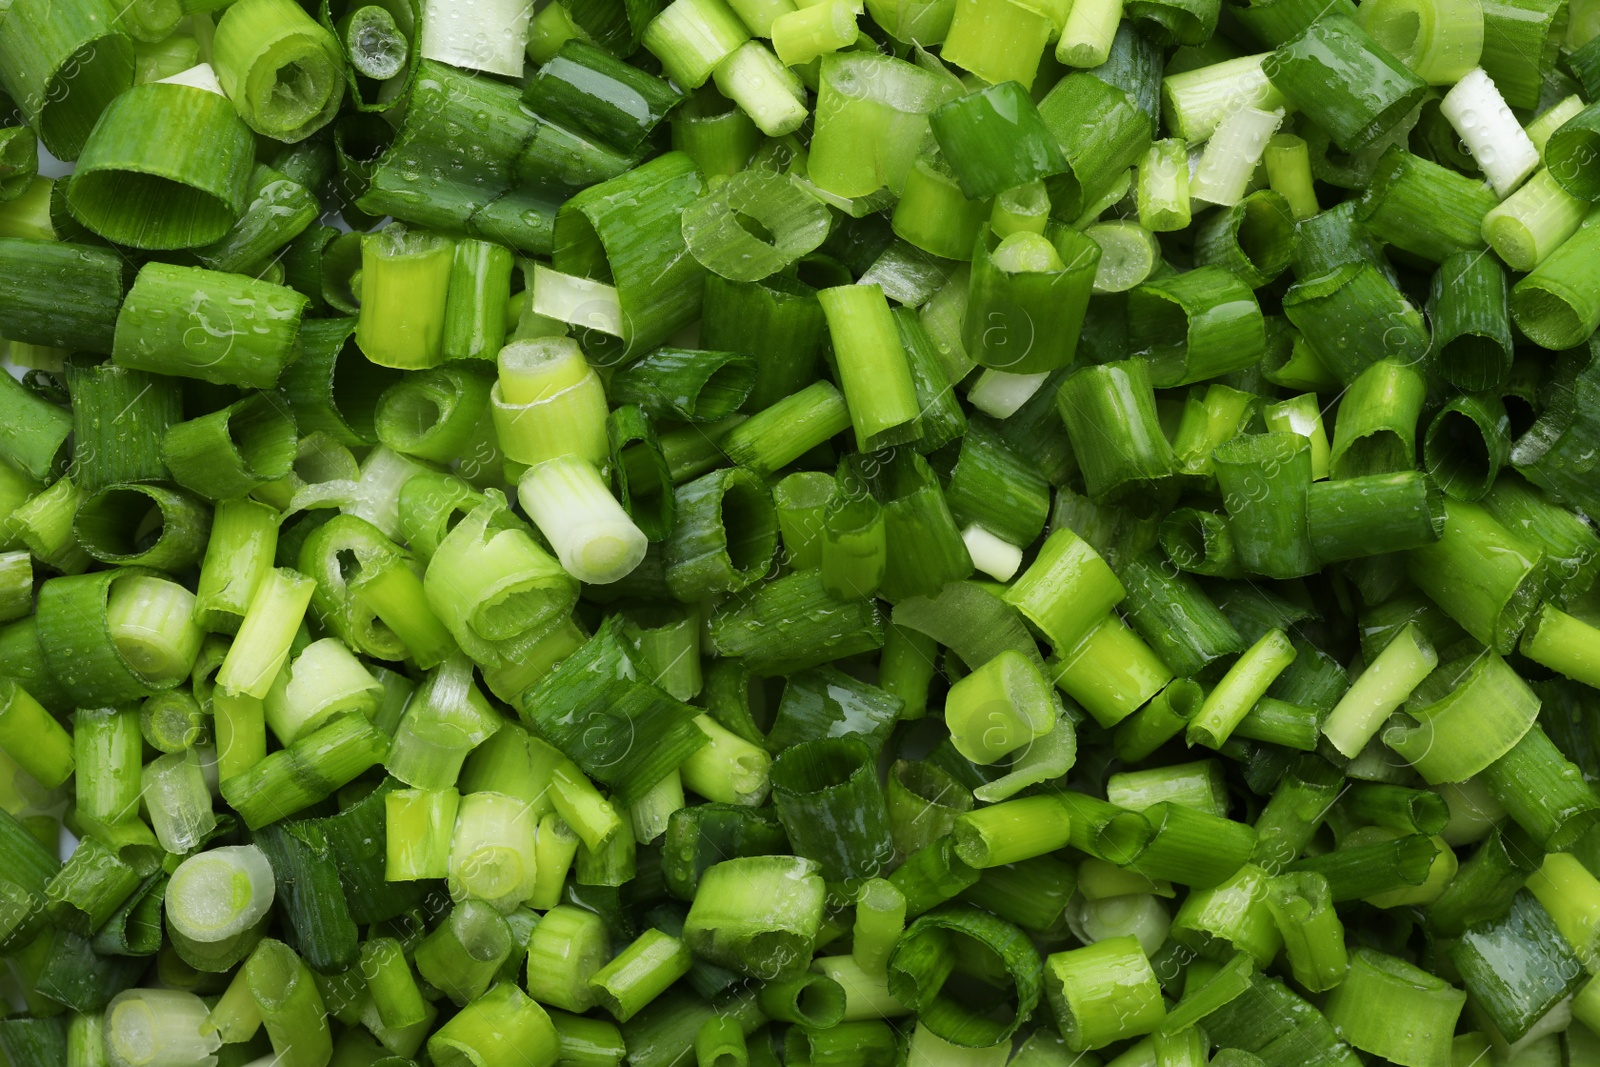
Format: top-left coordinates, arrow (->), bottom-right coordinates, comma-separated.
683,856 -> 825,978
1281,262 -> 1429,383
887,905 -> 1042,1045
422,492 -> 576,666
67,81 -> 253,251
490,336 -> 609,470
1055,361 -> 1177,504
962,225 -> 1101,375
164,394 -> 298,502
1355,146 -> 1498,262
0,0 -> 136,163
165,846 -> 275,945
38,571 -> 199,705
1128,266 -> 1265,387
517,456 -> 646,586
1509,205 -> 1600,350
213,0 -> 345,141
1187,629 -> 1298,749
1037,72 -> 1152,219
818,283 -> 922,451
1263,14 -> 1428,152
552,151 -> 706,359
1423,394 -> 1511,502
1383,652 -> 1541,783
1358,0 -> 1483,83
1042,936 -> 1164,1051
1322,949 -> 1465,1067
1404,500 -> 1544,654
219,712 -> 390,828
1213,432 -> 1316,579
1545,101 -> 1600,201
928,81 -> 1067,201
681,170 -> 831,285
940,0 -> 1053,88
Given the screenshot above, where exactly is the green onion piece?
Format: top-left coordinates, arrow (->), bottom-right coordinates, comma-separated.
1322,948 -> 1465,1067
1358,0 -> 1483,83
220,711 -> 388,828
67,360 -> 181,494
1160,55 -> 1286,142
381,654 -> 499,789
1056,360 -> 1178,503
1521,603 -> 1600,688
715,382 -> 846,479
553,152 -> 706,359
1327,358 -> 1426,479
524,40 -> 681,153
73,483 -> 210,571
112,262 -> 308,388
1170,863 -> 1283,966
963,224 -> 1101,374
412,898 -> 512,1006
1287,832 -> 1441,902
770,737 -> 892,884
928,81 -> 1066,201
885,904 -> 1042,1047
1482,167 -> 1587,272
642,0 -> 751,86
681,170 -> 831,284
1480,721 -> 1600,849
0,680 -> 71,789
1546,101 -> 1600,203
41,570 -> 201,705
773,0 -> 857,62
951,794 -> 1072,868
1510,205 -> 1600,349
1404,500 -> 1544,654
702,274 -> 825,411
1113,679 -> 1205,762
140,750 -> 216,854
1128,802 -> 1257,887
1037,73 -> 1153,219
71,706 -> 143,829
195,164 -> 318,275
1263,14 -> 1427,152
588,928 -> 693,1023
1306,471 -> 1444,564
611,349 -> 757,425
104,989 -> 220,1067
520,616 -> 707,806
353,223 -> 452,370
1003,526 -> 1124,656
1282,263 -> 1428,383
1355,146 -> 1497,262
519,456 -> 650,585
940,0 -> 1052,87
1321,623 -> 1437,758
711,568 -> 886,675
683,855 -> 825,977
335,4 -> 409,79
493,336 -> 610,469
1450,889 -> 1582,1042
1129,266 -> 1266,387
1424,393 -> 1511,502
1384,650 -> 1540,785
213,0 -> 344,140
885,760 -> 973,857
1424,249 -> 1513,392
1192,191 -> 1296,288
1137,139 -> 1192,231
1262,134 -> 1320,218
1047,613 -> 1172,727
943,647 -> 1057,761
164,393 -> 298,502
1188,629 -> 1298,749
817,283 -> 922,450
244,939 -> 333,1067
1213,432 -> 1315,578
1043,936 -> 1164,1051
1479,0 -> 1565,108
446,791 -> 538,912
164,845 -> 274,947
428,982 -> 558,1066
1264,871 -> 1348,992
383,786 -> 459,881
216,567 -> 314,700
1192,105 -> 1285,207
0,239 -> 124,358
